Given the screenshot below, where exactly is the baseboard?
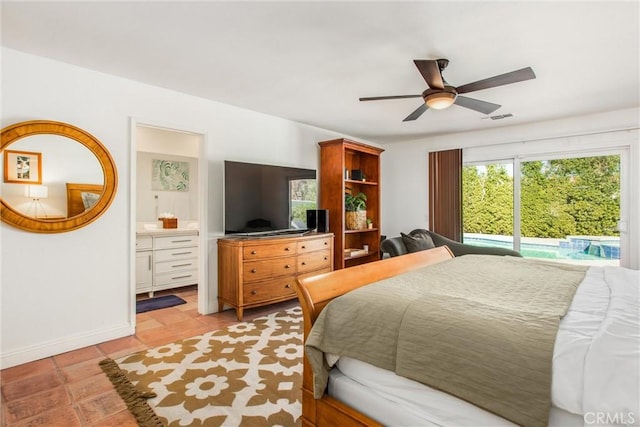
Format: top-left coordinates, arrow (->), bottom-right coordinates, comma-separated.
0,322 -> 132,369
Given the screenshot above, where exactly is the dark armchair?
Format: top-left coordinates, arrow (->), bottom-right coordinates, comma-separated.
381,229 -> 522,258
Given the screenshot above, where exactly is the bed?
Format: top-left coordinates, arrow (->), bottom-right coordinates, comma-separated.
295,246 -> 639,427
66,182 -> 103,217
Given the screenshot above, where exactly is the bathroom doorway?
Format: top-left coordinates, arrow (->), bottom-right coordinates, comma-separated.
131,119 -> 209,330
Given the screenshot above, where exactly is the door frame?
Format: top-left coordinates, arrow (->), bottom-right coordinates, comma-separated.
129,117 -> 210,332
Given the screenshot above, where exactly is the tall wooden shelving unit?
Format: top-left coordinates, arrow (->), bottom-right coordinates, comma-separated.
319,138 -> 384,270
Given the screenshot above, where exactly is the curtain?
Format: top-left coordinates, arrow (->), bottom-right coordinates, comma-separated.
428,149 -> 462,241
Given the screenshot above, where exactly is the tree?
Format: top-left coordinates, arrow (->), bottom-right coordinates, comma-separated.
550,156 -> 620,236
464,155 -> 620,239
482,164 -> 513,235
520,160 -> 575,238
463,164 -> 513,235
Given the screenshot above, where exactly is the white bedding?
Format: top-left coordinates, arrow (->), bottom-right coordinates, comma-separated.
330,358 -> 585,426
326,265 -> 640,426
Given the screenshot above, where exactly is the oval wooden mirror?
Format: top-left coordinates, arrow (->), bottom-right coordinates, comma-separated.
1,120 -> 117,233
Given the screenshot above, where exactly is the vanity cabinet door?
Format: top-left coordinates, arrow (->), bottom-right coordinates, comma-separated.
135,250 -> 153,294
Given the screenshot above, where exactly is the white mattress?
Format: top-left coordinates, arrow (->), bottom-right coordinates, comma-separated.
325,265 -> 640,426
329,358 -> 583,427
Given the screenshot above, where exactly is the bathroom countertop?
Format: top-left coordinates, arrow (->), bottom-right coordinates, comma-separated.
136,221 -> 199,236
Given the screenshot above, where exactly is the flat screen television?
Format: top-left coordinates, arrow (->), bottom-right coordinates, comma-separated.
223,160 -> 317,235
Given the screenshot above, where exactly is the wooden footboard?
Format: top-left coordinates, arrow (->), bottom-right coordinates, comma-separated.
295,246 -> 454,426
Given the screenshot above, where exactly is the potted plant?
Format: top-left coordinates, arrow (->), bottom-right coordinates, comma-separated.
345,189 -> 367,230
366,218 -> 373,229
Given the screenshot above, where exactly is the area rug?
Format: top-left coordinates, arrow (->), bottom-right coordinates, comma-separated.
136,295 -> 187,314
100,306 -> 303,427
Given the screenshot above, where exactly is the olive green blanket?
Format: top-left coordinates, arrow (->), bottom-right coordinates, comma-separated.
305,255 -> 588,427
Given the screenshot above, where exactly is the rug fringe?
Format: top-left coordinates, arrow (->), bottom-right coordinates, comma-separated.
99,358 -> 165,427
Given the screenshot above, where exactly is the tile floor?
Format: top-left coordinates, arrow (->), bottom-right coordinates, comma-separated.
0,286 -> 298,426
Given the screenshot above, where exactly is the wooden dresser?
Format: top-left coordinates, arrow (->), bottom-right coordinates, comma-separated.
218,232 -> 333,320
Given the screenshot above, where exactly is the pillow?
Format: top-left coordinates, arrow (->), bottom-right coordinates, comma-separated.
81,191 -> 101,211
401,231 -> 435,253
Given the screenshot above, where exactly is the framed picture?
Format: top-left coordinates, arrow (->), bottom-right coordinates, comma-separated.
3,150 -> 42,184
151,159 -> 189,191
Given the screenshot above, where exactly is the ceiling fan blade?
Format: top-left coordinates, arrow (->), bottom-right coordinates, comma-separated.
359,94 -> 422,101
414,60 -> 445,90
454,96 -> 501,114
402,103 -> 429,121
456,67 -> 536,94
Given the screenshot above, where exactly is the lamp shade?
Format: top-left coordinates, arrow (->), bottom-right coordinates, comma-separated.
25,185 -> 48,199
425,92 -> 456,110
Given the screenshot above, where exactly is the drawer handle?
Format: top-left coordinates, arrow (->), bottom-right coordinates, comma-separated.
301,261 -> 306,266
285,247 -> 291,251
172,263 -> 192,268
324,242 -> 328,245
172,251 -> 193,256
301,245 -> 306,249
251,269 -> 257,273
284,264 -> 291,269
172,239 -> 193,243
251,250 -> 257,255
285,284 -> 291,288
324,257 -> 328,260
172,274 -> 192,280
251,290 -> 257,295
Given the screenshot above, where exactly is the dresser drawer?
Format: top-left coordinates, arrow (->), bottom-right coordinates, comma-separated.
136,236 -> 152,251
297,237 -> 332,253
243,242 -> 297,260
155,247 -> 198,262
154,234 -> 198,250
298,250 -> 332,274
243,276 -> 296,304
155,258 -> 198,274
243,256 -> 296,282
155,269 -> 198,288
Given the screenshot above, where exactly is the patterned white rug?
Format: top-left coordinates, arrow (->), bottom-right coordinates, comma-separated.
100,307 -> 303,427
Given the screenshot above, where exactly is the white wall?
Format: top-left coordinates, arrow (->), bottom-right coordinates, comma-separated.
137,125 -> 200,157
0,47 -> 353,368
381,108 -> 640,269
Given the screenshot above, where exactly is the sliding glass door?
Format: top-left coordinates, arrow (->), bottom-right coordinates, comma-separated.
462,161 -> 515,250
463,152 -> 622,267
519,154 -> 620,266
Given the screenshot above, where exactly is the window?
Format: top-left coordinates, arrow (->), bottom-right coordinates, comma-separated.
289,178 -> 317,228
464,153 -> 622,267
463,161 -> 514,250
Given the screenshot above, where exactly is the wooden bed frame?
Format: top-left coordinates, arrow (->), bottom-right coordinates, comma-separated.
294,246 -> 454,426
66,183 -> 104,217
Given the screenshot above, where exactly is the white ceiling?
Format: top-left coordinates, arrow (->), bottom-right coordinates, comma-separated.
2,1 -> 638,144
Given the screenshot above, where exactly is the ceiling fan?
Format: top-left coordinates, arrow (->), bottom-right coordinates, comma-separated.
359,59 -> 536,121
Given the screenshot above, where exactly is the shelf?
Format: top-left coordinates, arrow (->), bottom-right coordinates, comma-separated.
345,228 -> 378,234
345,252 -> 379,263
345,179 -> 378,186
344,251 -> 373,261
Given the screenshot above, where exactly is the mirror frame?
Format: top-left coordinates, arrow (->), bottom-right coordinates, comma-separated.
1,120 -> 118,233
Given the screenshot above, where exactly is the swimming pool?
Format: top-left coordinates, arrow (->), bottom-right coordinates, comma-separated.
463,235 -> 620,261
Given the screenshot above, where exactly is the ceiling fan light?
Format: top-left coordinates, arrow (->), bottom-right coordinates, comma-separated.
425,92 -> 456,110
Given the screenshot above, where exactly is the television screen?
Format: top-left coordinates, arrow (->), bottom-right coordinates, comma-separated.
223,161 -> 317,235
